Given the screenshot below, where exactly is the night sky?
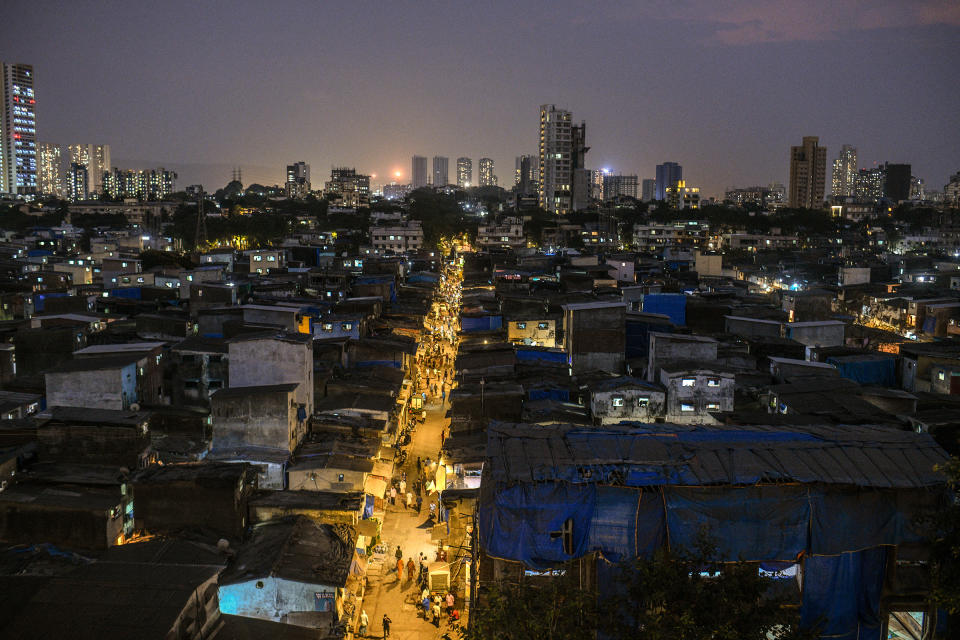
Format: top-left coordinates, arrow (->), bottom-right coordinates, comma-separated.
4,0 -> 959,198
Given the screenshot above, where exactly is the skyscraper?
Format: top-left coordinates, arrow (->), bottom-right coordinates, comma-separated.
641,178 -> 655,202
883,163 -> 912,202
38,142 -> 64,198
654,162 -> 682,201
1,62 -> 38,195
67,144 -> 111,197
432,156 -> 449,187
479,157 -> 495,186
603,174 -> 639,201
68,162 -> 89,201
103,167 -> 177,200
854,167 -> 885,201
456,157 -> 472,187
539,104 -> 589,214
788,136 -> 827,208
285,161 -> 311,198
831,144 -> 857,198
411,155 -> 428,189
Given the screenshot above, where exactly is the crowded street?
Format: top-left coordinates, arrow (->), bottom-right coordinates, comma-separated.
357,259 -> 463,639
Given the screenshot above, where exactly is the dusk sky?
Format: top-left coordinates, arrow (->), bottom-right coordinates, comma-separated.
4,0 -> 959,198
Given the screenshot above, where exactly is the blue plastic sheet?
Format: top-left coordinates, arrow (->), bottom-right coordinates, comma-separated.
641,293 -> 686,326
516,349 -> 567,363
664,486 -> 809,561
480,483 -> 596,570
801,548 -> 886,640
826,356 -> 896,387
587,486 -> 639,562
809,488 -> 930,555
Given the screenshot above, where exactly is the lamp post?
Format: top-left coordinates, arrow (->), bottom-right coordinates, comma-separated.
480,378 -> 485,415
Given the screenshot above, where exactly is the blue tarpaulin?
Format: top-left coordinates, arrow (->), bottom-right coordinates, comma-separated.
809,488 -> 930,555
528,388 -> 570,402
641,293 -> 686,326
461,315 -> 503,332
801,548 -> 886,640
825,355 -> 897,387
106,287 -> 142,300
516,349 -> 567,364
626,318 -> 673,359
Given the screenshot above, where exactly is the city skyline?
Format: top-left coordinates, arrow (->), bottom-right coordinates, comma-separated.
2,0 -> 958,198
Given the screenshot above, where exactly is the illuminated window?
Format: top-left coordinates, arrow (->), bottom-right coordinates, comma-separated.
637,397 -> 649,408
681,378 -> 696,387
538,322 -> 549,330
681,403 -> 695,412
939,371 -> 945,381
342,322 -> 353,331
517,322 -> 526,329
612,396 -> 624,407
707,378 -> 721,387
706,403 -> 721,411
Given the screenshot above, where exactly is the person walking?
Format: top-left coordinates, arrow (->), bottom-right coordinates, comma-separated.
398,478 -> 406,495
406,490 -> 413,510
358,610 -> 368,637
446,592 -> 455,615
431,601 -> 442,627
441,387 -> 446,405
382,614 -> 392,638
396,556 -> 404,579
407,558 -> 416,583
389,485 -> 397,506
416,493 -> 423,514
394,545 -> 403,566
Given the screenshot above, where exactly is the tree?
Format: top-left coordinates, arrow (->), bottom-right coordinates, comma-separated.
929,457 -> 960,616
462,534 -> 817,640
464,569 -> 598,640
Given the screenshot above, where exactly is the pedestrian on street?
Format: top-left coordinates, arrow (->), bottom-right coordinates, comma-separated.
441,388 -> 446,404
399,479 -> 406,495
422,595 -> 431,619
389,486 -> 397,506
382,614 -> 392,638
416,494 -> 422,513
358,610 -> 368,637
446,592 -> 455,614
406,491 -> 413,509
407,558 -> 416,582
395,545 -> 403,564
431,602 -> 442,627
396,557 -> 404,579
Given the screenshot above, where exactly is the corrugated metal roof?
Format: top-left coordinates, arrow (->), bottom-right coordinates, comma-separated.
486,422 -> 948,489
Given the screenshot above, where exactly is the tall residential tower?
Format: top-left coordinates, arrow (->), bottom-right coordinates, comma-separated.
67,144 -> 111,197
788,136 -> 827,208
538,104 -> 588,214
411,155 -> 428,189
432,156 -> 449,187
831,144 -> 857,198
456,157 -> 472,187
654,162 -> 682,201
479,157 -> 495,186
1,62 -> 38,195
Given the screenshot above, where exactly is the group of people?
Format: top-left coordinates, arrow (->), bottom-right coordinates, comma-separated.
387,473 -> 424,513
420,589 -> 460,627
416,266 -> 461,405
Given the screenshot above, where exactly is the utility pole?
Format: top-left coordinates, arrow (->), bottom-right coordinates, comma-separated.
193,189 -> 207,254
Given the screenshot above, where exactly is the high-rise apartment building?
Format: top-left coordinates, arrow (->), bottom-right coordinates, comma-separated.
38,142 -> 64,198
516,155 -> 537,192
432,156 -> 449,187
103,167 -> 177,200
285,161 -> 311,198
1,62 -> 38,195
456,157 -> 472,188
854,168 -> 885,201
411,156 -> 428,189
67,144 -> 111,197
538,105 -> 589,214
68,162 -> 89,201
654,162 -> 682,201
883,163 -> 912,202
831,144 -> 857,198
324,167 -> 370,208
641,178 -> 655,202
479,157 -> 495,186
788,136 -> 827,208
603,174 -> 639,201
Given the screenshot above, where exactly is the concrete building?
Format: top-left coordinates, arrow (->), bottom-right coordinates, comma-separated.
562,301 -> 626,374
103,167 -> 177,200
323,167 -> 369,208
1,62 -> 38,195
587,376 -> 665,425
539,104 -> 588,214
665,180 -> 700,209
411,155 -> 428,189
654,162 -> 682,201
506,318 -> 557,347
211,383 -> 305,455
432,155 -> 449,187
370,220 -> 423,253
228,332 -> 313,416
658,364 -> 735,423
602,173 -> 638,201
641,178 -> 655,202
831,144 -> 857,198
246,248 -> 285,274
67,162 -> 89,201
285,161 -> 311,198
479,157 -> 496,186
45,356 -> 139,411
37,142 -> 63,198
477,216 -> 524,250
788,136 -> 827,208
456,156 -> 472,187
646,332 -> 718,382
67,143 -> 111,197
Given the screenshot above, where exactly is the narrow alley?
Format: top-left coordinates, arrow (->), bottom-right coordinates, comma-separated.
358,259 -> 463,640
